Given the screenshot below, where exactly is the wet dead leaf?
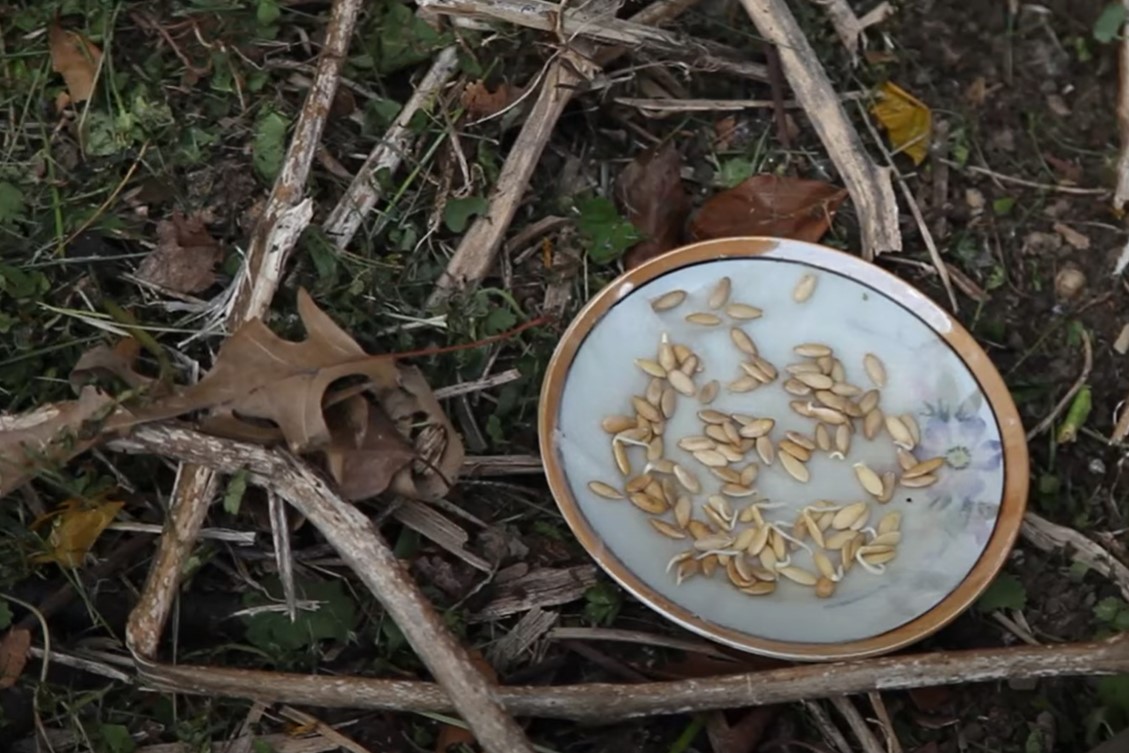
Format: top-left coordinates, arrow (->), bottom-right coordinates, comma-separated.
688,174 -> 848,243
0,628 -> 30,689
0,387 -> 114,498
32,498 -> 123,568
461,80 -> 521,118
136,211 -> 223,294
48,23 -> 102,105
616,142 -> 691,269
322,392 -> 415,501
871,82 -> 933,165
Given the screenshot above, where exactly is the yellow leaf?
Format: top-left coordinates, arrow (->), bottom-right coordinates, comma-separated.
32,498 -> 123,568
871,82 -> 933,165
48,24 -> 102,104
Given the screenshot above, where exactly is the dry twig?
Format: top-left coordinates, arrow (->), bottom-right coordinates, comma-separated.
1115,0 -> 1129,209
737,0 -> 902,259
866,691 -> 903,753
829,696 -> 884,753
1022,512 -> 1129,603
427,0 -> 707,305
810,0 -> 894,64
418,0 -> 768,82
323,45 -> 461,249
126,0 -> 364,660
113,425 -> 535,753
1028,328 -> 1092,441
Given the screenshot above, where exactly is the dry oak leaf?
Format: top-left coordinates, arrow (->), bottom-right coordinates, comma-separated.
871,81 -> 933,165
48,23 -> 102,104
616,142 -> 691,269
0,628 -> 30,690
115,288 -> 463,501
136,211 -> 223,294
127,288 -> 401,452
0,386 -> 114,498
688,174 -> 848,243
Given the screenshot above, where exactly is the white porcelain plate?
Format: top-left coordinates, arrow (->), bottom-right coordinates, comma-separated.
550,244 -> 1009,651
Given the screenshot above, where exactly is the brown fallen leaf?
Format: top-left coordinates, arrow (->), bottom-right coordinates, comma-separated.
461,80 -> 521,118
93,289 -> 463,501
0,387 -> 114,498
32,497 -> 124,568
688,174 -> 848,243
0,628 -> 30,689
616,142 -> 691,269
322,392 -> 415,501
1052,222 -> 1090,251
126,288 -> 401,450
649,651 -> 781,681
705,707 -> 778,753
136,211 -> 223,294
48,23 -> 102,105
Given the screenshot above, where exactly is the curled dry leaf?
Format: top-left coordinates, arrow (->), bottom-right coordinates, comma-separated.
6,289 -> 467,503
0,386 -> 114,498
382,364 -> 465,501
616,142 -> 691,269
48,23 -> 102,105
0,628 -> 30,690
461,80 -> 521,118
136,211 -> 223,294
688,174 -> 848,244
871,81 -> 933,166
321,393 -> 416,502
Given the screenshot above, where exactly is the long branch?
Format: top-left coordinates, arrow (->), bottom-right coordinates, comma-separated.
737,0 -> 901,258
133,629 -> 1129,722
418,0 -> 767,82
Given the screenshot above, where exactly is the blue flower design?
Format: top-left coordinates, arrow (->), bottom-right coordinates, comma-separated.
913,398 -> 1003,545
917,403 -> 1002,502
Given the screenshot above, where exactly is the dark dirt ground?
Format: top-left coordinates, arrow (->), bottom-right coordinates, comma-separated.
2,0 -> 1129,751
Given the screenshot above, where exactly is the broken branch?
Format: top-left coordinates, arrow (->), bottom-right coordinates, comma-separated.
418,0 -> 767,82
113,424 -> 534,753
737,0 -> 902,258
126,0 -> 363,661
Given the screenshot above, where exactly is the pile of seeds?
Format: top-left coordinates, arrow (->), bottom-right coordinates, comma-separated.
586,273 -> 947,599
